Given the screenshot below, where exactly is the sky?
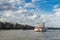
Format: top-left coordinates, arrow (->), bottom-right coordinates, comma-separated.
0,0 -> 60,27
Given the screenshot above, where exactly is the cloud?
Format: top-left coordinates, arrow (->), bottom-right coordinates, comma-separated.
0,10 -> 15,22
0,2 -> 15,11
0,8 -> 41,26
49,18 -> 60,27
4,11 -> 13,17
27,14 -> 39,20
54,4 -> 60,16
32,0 -> 41,2
55,11 -> 60,16
32,0 -> 48,3
16,9 -> 27,14
0,0 -> 25,11
34,13 -> 60,27
32,0 -> 35,2
1,0 -> 60,27
0,0 -> 42,26
24,3 -> 35,8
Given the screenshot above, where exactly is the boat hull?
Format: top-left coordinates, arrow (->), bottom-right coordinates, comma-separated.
34,28 -> 47,32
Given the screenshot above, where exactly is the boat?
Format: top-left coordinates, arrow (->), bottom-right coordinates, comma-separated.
34,23 -> 47,32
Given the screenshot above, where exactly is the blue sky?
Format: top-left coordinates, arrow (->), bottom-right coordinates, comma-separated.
0,0 -> 60,27
25,0 -> 60,14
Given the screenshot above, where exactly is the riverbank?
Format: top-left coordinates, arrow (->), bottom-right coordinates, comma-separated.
0,21 -> 60,30
0,22 -> 34,29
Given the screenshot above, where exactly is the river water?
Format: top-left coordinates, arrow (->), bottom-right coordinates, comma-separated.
0,30 -> 60,40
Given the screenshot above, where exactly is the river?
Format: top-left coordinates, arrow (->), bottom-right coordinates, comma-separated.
0,30 -> 60,40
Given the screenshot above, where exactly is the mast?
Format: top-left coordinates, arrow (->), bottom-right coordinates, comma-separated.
43,22 -> 45,28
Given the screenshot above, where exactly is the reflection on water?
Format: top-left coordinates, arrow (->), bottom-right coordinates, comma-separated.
0,30 -> 60,40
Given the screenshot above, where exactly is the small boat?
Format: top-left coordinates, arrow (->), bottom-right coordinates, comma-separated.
34,23 -> 47,32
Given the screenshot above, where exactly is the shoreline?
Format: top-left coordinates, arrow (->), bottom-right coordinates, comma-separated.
0,28 -> 60,30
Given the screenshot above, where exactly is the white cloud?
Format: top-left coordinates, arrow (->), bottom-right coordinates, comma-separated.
8,0 -> 15,3
32,0 -> 48,3
27,14 -> 38,20
55,11 -> 60,16
2,0 -> 60,27
0,0 -> 40,26
54,4 -> 60,16
4,11 -> 14,17
16,9 -> 27,14
32,0 -> 41,2
54,5 -> 58,9
39,12 -> 60,27
0,0 -> 25,11
24,3 -> 35,8
32,0 -> 36,2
